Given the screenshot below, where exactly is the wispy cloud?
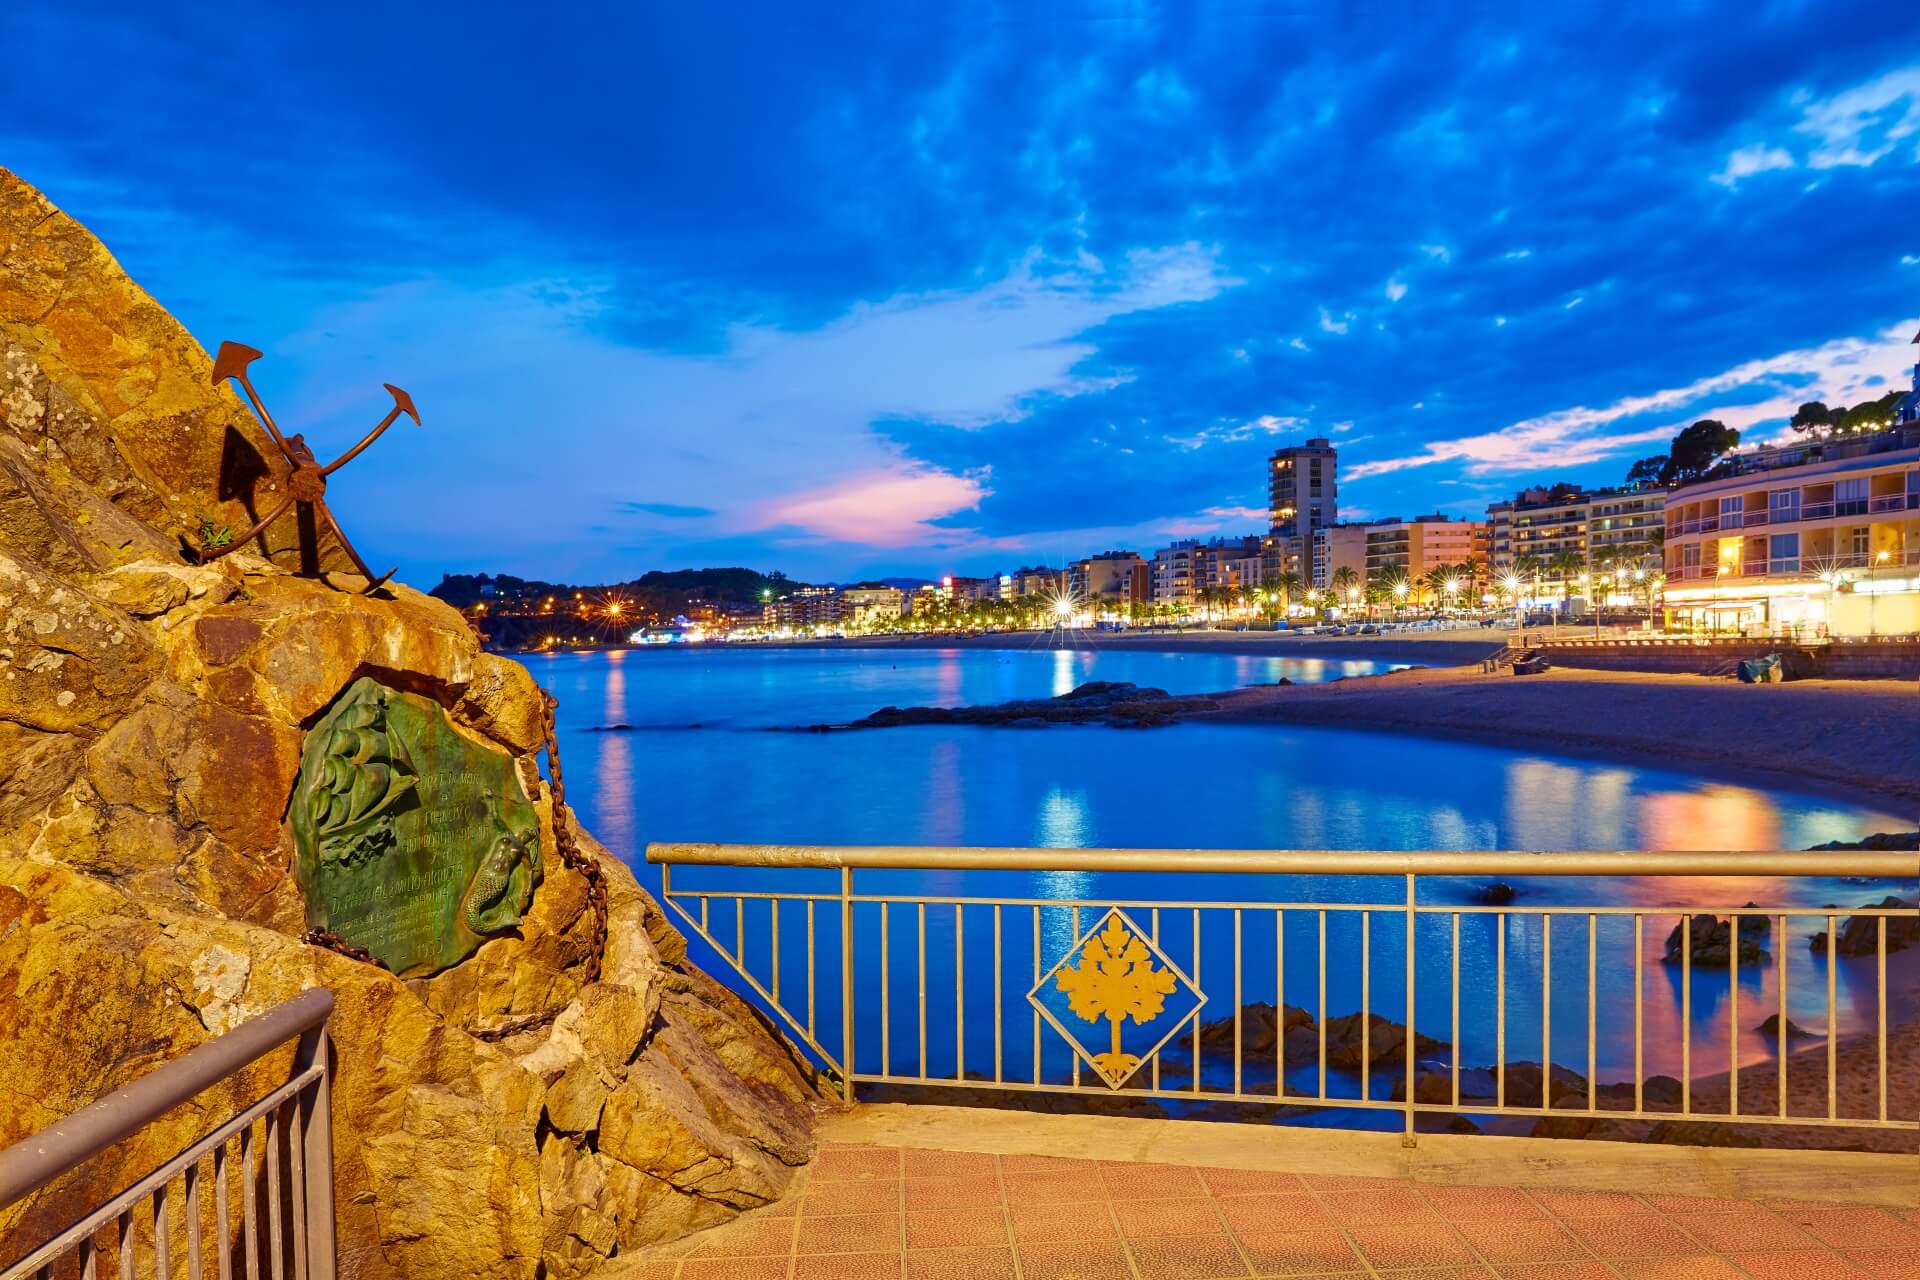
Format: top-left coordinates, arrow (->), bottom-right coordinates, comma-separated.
620,501 -> 715,518
753,463 -> 990,545
1714,65 -> 1920,185
1347,321 -> 1919,480
1166,413 -> 1309,450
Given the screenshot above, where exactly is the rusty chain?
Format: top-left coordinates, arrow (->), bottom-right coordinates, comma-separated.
308,689 -> 611,1044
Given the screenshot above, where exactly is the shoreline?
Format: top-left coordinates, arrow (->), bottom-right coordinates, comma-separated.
1201,666 -> 1920,821
513,626 -> 1513,667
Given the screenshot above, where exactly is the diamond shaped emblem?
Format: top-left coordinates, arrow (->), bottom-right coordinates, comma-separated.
1029,908 -> 1205,1088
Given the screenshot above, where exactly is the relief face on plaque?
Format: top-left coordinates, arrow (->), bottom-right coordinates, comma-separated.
290,676 -> 542,976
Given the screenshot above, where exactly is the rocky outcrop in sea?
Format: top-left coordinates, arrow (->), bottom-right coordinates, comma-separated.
814,680 -> 1220,730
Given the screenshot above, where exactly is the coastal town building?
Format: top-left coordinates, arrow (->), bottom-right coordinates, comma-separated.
1069,551 -> 1149,608
1149,541 -> 1200,607
763,586 -> 843,631
1264,438 -> 1337,583
1661,424 -> 1920,636
1310,523 -> 1370,590
1361,514 -> 1487,583
1005,566 -> 1065,598
838,586 -> 907,627
1489,485 -> 1666,596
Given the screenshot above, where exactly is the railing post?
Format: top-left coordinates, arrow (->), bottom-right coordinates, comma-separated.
840,866 -> 856,1104
1402,872 -> 1417,1148
293,1025 -> 336,1280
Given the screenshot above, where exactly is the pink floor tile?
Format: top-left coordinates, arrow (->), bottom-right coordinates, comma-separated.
903,1205 -> 1010,1250
1492,1264 -> 1620,1280
802,1180 -> 902,1215
1127,1232 -> 1254,1279
1526,1188 -> 1648,1218
1216,1192 -> 1333,1234
1776,1207 -> 1920,1250
1103,1164 -> 1210,1199
793,1251 -> 901,1280
1232,1227 -> 1366,1276
1417,1184 -> 1550,1221
1347,1221 -> 1480,1270
684,1215 -> 797,1258
679,1258 -> 791,1280
1667,1208 -> 1814,1252
1562,1212 -> 1707,1259
1111,1196 -> 1228,1239
1452,1218 -> 1588,1264
1313,1186 -> 1442,1227
905,1176 -> 1004,1210
1010,1200 -> 1121,1243
905,1245 -> 1019,1279
1018,1237 -> 1137,1280
813,1147 -> 903,1182
902,1148 -> 999,1179
795,1212 -> 901,1255
1004,1171 -> 1108,1205
1197,1166 -> 1307,1196
1842,1250 -> 1920,1279
1611,1259 -> 1747,1279
1724,1251 -> 1872,1280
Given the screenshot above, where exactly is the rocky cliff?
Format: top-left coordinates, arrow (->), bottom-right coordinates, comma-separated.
0,168 -> 822,1278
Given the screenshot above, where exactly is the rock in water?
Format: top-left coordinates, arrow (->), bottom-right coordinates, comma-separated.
0,168 -> 821,1279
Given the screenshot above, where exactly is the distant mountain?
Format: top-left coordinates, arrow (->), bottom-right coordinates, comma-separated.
431,567 -> 810,613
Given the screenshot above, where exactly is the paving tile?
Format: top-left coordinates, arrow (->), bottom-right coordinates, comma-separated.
762,1195 -> 802,1218
1638,1192 -> 1755,1215
802,1181 -> 902,1215
1216,1192 -> 1333,1234
1297,1172 -> 1405,1193
905,1176 -> 1004,1210
1842,1250 -> 1920,1279
1112,1196 -> 1227,1239
1611,1259 -> 1746,1279
814,1147 -> 903,1182
1232,1227 -> 1365,1275
1197,1166 -> 1307,1196
1490,1265 -> 1620,1280
795,1212 -> 900,1255
905,1245 -> 1018,1279
605,1262 -> 678,1280
1417,1184 -> 1549,1221
1562,1212 -> 1704,1259
1775,1207 -> 1920,1250
794,1251 -> 900,1279
1348,1222 -> 1480,1270
1373,1269 -> 1496,1279
1127,1232 -> 1254,1278
1103,1163 -> 1210,1198
1018,1237 -> 1137,1280
1453,1219 -> 1588,1264
680,1258 -> 791,1280
904,1205 -> 1009,1249
1314,1187 -> 1441,1227
1005,1171 -> 1109,1204
903,1148 -> 999,1179
1526,1188 -> 1647,1218
1725,1251 -> 1872,1280
1010,1200 -> 1121,1243
685,1215 -> 797,1258
1667,1208 -> 1814,1252
1002,1153 -> 1092,1174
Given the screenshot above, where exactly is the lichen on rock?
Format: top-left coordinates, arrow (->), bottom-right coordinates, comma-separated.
0,167 -> 825,1279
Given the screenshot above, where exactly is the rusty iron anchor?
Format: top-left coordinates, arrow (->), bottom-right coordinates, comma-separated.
194,342 -> 420,594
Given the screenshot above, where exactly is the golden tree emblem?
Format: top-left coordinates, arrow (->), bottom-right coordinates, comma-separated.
1054,915 -> 1179,1085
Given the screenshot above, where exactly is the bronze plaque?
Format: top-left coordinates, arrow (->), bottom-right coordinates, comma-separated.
290,676 -> 542,975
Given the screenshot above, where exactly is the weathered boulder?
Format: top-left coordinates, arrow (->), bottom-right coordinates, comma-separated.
1663,911 -> 1770,968
0,168 -> 824,1280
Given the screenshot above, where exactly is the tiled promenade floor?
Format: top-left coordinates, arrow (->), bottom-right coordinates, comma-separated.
617,1144 -> 1920,1279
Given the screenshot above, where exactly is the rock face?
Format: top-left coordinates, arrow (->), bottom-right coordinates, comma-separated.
828,681 -> 1220,730
0,169 -> 822,1279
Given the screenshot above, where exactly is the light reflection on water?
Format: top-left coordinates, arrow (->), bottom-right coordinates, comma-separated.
540,647 -> 1912,1099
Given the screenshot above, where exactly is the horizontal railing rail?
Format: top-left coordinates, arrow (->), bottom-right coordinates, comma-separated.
647,844 -> 1920,1148
0,989 -> 336,1280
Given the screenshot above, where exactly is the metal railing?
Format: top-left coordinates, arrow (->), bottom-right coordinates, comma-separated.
649,845 -> 1918,1145
0,990 -> 335,1280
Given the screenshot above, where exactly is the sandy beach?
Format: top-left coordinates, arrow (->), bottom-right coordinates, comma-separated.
1200,665 -> 1920,819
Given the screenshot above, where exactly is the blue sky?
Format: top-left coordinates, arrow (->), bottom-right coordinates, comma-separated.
6,3 -> 1919,585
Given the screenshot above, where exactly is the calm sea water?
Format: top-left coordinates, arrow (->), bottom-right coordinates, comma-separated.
525,644 -> 1914,1111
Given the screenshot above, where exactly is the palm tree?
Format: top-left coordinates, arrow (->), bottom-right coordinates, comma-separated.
1330,566 -> 1362,615
1423,567 -> 1451,612
1275,570 -> 1303,618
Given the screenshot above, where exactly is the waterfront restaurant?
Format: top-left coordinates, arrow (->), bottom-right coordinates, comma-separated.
1661,425 -> 1920,636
